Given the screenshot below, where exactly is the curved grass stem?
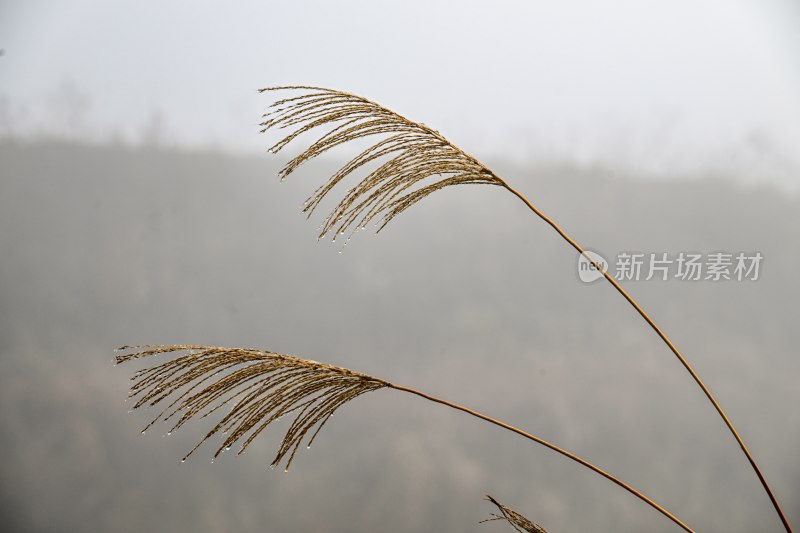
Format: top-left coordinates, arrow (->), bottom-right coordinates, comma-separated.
502,184 -> 793,533
389,383 -> 694,532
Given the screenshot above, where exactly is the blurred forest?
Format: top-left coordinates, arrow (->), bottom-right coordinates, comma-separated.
0,139 -> 798,532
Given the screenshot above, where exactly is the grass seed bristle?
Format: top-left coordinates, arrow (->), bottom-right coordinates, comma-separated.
116,345 -> 388,470
259,86 -> 504,239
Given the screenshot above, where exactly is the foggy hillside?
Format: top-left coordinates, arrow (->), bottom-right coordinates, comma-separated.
0,139 -> 798,532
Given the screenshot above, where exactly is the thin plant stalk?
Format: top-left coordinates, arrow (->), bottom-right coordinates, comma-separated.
389,384 -> 694,532
501,185 -> 792,533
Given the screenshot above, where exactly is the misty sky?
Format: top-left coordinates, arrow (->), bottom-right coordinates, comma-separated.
2,0 -> 799,185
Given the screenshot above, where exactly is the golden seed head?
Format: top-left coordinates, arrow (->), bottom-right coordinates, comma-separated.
116,345 -> 388,470
259,86 -> 505,239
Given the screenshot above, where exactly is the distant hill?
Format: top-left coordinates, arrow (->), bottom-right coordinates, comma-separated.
1,139 -> 797,532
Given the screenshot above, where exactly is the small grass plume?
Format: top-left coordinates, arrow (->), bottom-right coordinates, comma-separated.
482,495 -> 548,533
116,344 -> 388,470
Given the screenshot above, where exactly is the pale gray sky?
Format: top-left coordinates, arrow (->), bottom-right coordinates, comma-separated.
2,0 -> 799,185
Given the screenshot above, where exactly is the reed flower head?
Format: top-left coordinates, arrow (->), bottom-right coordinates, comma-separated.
116,344 -> 388,470
259,86 -> 505,240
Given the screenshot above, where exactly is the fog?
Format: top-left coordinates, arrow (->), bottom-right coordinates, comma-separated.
2,2 -> 800,532
1,138 -> 798,532
2,1 -> 800,186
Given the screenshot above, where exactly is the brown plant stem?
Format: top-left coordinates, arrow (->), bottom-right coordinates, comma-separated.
389,383 -> 694,533
502,184 -> 793,533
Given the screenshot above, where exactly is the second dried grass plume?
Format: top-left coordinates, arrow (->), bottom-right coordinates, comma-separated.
115,344 -> 388,470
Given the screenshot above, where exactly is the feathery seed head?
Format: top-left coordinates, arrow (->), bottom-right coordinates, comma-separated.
259,86 -> 505,240
116,345 -> 388,470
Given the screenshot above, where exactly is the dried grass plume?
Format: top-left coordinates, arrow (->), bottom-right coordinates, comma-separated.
115,344 -> 388,470
259,86 -> 505,240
